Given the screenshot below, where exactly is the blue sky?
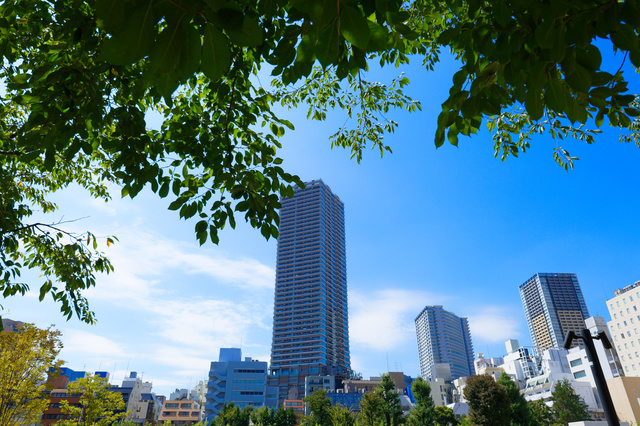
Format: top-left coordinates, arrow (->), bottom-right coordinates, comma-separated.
5,51 -> 640,396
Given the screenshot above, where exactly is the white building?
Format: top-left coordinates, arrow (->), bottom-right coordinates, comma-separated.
499,340 -> 541,388
606,280 -> 640,376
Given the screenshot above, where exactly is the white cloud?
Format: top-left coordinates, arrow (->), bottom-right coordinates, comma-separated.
61,329 -> 127,358
145,298 -> 268,351
349,288 -> 439,351
86,227 -> 274,304
467,306 -> 522,344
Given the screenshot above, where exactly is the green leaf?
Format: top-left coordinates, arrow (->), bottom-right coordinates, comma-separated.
340,5 -> 370,50
611,23 -> 639,51
565,63 -> 592,93
576,44 -> 602,70
535,19 -> 556,49
155,17 -> 188,72
366,21 -> 389,51
95,0 -> 129,31
315,19 -> 340,67
544,75 -> 565,113
216,6 -> 244,31
177,22 -> 201,80
227,16 -> 263,46
201,23 -> 230,81
99,0 -> 157,65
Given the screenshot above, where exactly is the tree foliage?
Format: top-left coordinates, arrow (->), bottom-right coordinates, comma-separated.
549,380 -> 590,425
3,0 -> 640,317
251,406 -> 297,426
56,374 -> 126,426
497,372 -> 532,426
463,375 -> 511,426
212,403 -> 252,426
358,387 -> 386,426
527,400 -> 554,426
0,323 -> 64,426
302,389 -> 333,426
329,404 -> 357,426
433,406 -> 457,426
378,374 -> 404,426
407,377 -> 435,426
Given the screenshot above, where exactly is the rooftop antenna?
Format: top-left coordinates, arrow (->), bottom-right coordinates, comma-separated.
125,358 -> 130,381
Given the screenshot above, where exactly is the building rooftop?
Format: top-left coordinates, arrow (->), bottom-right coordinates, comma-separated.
613,280 -> 640,296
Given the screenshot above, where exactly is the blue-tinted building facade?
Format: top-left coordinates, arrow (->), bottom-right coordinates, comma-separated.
520,272 -> 590,351
415,306 -> 474,381
205,348 -> 270,422
269,180 -> 350,405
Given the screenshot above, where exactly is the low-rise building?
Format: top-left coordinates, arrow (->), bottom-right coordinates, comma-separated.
607,376 -> 640,423
158,399 -> 201,425
205,348 -> 271,422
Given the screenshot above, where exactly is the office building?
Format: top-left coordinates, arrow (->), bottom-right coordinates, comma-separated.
269,180 -> 350,405
607,280 -> 640,376
415,306 -> 474,381
519,273 -> 590,351
204,348 -> 271,421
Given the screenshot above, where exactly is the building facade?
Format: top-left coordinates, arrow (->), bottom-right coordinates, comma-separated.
415,306 -> 474,381
606,280 -> 640,376
205,348 -> 270,421
268,180 -> 351,405
519,273 -> 590,351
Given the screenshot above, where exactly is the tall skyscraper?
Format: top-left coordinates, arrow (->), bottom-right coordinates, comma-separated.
519,272 -> 590,351
268,180 -> 350,405
415,305 -> 474,381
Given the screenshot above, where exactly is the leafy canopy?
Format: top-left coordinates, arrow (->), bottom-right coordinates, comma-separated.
3,0 -> 640,320
56,374 -> 127,426
0,323 -> 64,426
463,374 -> 511,426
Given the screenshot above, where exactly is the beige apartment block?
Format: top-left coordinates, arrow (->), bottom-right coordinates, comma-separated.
607,376 -> 640,423
606,281 -> 640,376
158,400 -> 201,425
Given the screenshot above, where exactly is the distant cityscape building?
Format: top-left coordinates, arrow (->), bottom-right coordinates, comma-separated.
415,305 -> 474,381
41,368 -> 110,425
158,399 -> 201,425
519,273 -> 590,351
268,180 -> 351,405
110,372 -> 157,425
204,348 -> 271,422
606,280 -> 640,376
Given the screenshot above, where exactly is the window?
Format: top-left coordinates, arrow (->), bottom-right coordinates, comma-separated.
570,359 -> 583,367
573,371 -> 587,379
615,314 -> 618,319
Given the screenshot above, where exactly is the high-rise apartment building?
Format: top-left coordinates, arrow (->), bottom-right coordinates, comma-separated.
415,305 -> 474,381
268,180 -> 350,405
519,273 -> 590,351
606,280 -> 640,376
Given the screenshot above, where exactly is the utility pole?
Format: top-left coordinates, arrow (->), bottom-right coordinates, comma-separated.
564,329 -> 620,426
